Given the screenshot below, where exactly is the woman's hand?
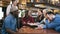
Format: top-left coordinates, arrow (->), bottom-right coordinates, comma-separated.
35,24 -> 44,30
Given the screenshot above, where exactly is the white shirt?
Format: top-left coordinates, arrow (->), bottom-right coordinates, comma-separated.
6,4 -> 18,16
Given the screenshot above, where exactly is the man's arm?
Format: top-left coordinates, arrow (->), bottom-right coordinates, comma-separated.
42,22 -> 60,29
6,28 -> 17,34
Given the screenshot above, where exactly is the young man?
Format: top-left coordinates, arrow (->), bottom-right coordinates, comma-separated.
39,11 -> 60,32
6,0 -> 18,16
1,6 -> 19,34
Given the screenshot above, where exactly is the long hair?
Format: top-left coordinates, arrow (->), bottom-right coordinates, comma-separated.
24,10 -> 29,19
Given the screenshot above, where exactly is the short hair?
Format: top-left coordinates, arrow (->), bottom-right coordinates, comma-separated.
12,0 -> 16,3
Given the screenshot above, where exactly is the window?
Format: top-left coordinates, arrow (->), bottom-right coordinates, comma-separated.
0,7 -> 3,20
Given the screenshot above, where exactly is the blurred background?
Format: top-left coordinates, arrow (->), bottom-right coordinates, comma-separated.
0,0 -> 60,33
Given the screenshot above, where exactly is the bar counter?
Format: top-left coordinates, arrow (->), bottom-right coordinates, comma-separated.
18,26 -> 60,34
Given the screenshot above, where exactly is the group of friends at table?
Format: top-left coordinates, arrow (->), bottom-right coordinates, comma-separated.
1,0 -> 60,34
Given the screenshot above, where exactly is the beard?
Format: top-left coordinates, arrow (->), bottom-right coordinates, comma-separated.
14,14 -> 18,18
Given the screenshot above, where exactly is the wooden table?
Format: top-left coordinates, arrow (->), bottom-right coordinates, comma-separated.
18,26 -> 60,34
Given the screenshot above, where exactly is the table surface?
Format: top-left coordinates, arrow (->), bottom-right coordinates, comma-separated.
18,26 -> 60,34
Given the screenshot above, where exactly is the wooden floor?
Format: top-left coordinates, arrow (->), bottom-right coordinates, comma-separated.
18,26 -> 60,34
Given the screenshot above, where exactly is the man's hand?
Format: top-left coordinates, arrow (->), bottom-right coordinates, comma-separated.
6,28 -> 20,34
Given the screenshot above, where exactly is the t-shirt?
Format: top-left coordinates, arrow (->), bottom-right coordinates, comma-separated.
1,14 -> 17,34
